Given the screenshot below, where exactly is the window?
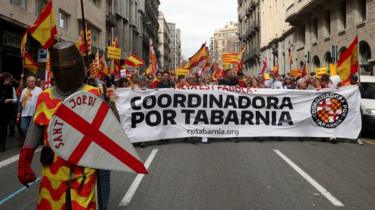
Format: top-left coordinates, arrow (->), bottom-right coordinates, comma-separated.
358,0 -> 367,22
35,0 -> 47,14
338,1 -> 347,31
299,25 -> 305,47
10,0 -> 27,9
58,10 -> 68,30
90,0 -> 101,8
90,28 -> 100,46
313,18 -> 318,42
325,11 -> 331,37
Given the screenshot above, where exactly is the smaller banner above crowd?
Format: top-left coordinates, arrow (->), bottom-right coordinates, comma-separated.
115,86 -> 361,143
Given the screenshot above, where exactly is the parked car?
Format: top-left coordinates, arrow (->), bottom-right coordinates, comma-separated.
360,75 -> 375,133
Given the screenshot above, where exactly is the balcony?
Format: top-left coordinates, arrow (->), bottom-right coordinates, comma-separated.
286,0 -> 326,25
106,13 -> 117,27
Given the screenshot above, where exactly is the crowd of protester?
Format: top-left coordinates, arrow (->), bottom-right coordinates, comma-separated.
0,68 -> 362,152
91,68 -> 360,93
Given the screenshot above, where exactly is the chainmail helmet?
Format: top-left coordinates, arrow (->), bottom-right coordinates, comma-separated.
50,41 -> 86,93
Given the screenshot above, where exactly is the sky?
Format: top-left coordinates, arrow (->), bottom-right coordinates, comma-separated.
159,0 -> 237,59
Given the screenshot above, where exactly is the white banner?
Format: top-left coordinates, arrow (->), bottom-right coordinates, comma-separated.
115,86 -> 361,143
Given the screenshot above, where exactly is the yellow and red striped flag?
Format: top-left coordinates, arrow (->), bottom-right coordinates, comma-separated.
212,62 -> 223,81
28,1 -> 57,49
44,52 -> 53,89
145,39 -> 158,76
222,52 -> 240,65
237,44 -> 246,73
76,30 -> 91,55
125,54 -> 145,67
188,43 -> 209,68
99,50 -> 110,76
23,51 -> 39,74
21,31 -> 28,56
337,36 -> 359,85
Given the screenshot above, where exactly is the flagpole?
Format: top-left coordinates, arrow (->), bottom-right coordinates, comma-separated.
80,0 -> 89,68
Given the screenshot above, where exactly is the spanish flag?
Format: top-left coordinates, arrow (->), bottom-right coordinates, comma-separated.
238,44 -> 246,73
21,31 -> 27,56
145,39 -> 158,76
212,62 -> 223,81
125,54 -> 145,67
24,51 -> 39,74
188,43 -> 209,68
337,36 -> 359,84
28,1 -> 57,49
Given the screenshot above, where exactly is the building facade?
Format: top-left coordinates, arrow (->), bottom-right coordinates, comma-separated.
286,0 -> 375,75
106,0 -> 145,60
167,22 -> 181,70
143,0 -> 160,65
158,11 -> 171,70
259,0 -> 294,76
0,0 -> 159,78
238,0 -> 261,75
176,28 -> 181,67
212,22 -> 240,66
0,0 -> 107,79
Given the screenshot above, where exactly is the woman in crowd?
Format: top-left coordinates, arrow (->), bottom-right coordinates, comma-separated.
0,72 -> 17,152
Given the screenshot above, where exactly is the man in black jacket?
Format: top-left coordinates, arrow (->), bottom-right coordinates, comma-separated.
218,69 -> 239,86
157,71 -> 175,89
218,69 -> 240,143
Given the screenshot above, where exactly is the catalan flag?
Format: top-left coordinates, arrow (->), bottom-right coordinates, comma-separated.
76,30 -> 91,55
125,54 -> 145,67
222,52 -> 240,65
23,51 -> 39,74
28,1 -> 57,49
188,43 -> 209,68
337,36 -> 359,84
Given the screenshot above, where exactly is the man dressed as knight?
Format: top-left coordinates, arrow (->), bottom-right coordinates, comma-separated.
17,41 -> 147,210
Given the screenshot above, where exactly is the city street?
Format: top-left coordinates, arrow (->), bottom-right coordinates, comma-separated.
1,137 -> 375,210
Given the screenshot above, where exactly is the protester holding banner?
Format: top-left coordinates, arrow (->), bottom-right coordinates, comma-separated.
218,69 -> 239,86
157,71 -> 175,89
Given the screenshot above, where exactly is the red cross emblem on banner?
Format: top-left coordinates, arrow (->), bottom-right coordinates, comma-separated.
48,91 -> 147,174
317,98 -> 343,123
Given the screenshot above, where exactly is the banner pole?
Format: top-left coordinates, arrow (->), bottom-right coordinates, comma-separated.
80,0 -> 90,70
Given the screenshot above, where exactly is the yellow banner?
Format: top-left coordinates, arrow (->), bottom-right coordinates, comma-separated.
176,68 -> 190,77
330,64 -> 336,76
107,46 -> 121,60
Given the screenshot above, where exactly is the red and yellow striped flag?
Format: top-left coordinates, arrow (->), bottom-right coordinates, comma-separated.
188,43 -> 209,68
24,51 -> 39,74
21,31 -> 27,56
337,36 -> 359,84
125,54 -> 145,67
222,52 -> 240,65
145,39 -> 158,76
28,1 -> 57,49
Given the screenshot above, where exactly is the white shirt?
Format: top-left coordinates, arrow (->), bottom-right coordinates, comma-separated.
271,80 -> 284,89
20,87 -> 42,117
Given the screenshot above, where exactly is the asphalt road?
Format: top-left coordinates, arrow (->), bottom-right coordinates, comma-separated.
1,137 -> 375,210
